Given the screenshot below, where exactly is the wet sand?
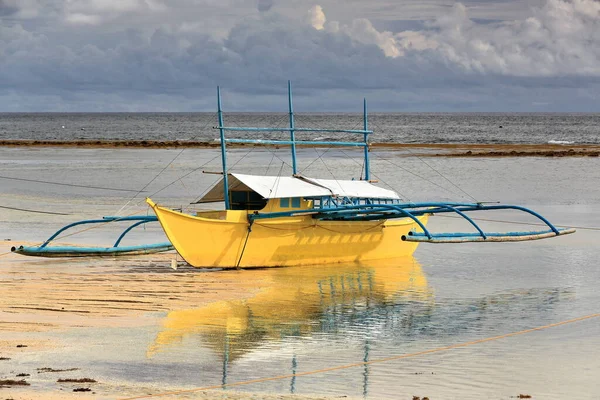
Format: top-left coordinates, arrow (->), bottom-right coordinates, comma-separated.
0,241 -> 265,335
1,139 -> 600,157
1,241 -> 357,399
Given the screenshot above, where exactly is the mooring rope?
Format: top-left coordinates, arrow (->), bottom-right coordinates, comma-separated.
120,312 -> 600,400
235,228 -> 252,269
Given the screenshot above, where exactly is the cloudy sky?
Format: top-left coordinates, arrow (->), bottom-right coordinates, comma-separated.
1,0 -> 599,111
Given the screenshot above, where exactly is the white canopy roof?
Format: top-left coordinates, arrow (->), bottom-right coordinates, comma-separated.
196,173 -> 400,203
302,177 -> 400,200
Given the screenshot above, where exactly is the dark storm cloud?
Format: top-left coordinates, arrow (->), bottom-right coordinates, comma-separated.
0,0 -> 19,16
257,0 -> 274,12
0,0 -> 599,111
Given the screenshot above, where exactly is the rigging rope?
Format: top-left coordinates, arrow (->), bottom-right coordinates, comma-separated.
261,148 -> 294,171
120,312 -> 600,400
127,153 -> 222,210
115,147 -> 189,215
234,112 -> 294,175
369,119 -> 479,202
1,114 -> 221,250
0,205 -> 71,216
371,154 -> 470,201
264,152 -> 276,175
189,150 -> 256,205
269,162 -> 286,207
299,146 -> 333,174
116,113 -> 217,215
339,149 -> 410,201
298,118 -> 363,178
0,174 -> 146,193
315,148 -> 338,180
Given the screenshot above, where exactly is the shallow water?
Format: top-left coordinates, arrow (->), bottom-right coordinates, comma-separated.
1,147 -> 599,399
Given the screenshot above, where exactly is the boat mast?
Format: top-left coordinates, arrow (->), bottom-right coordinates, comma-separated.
214,82 -> 373,188
288,80 -> 298,175
217,86 -> 231,210
363,98 -> 370,180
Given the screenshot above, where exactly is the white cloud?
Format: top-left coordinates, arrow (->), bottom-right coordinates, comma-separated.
309,0 -> 600,76
307,5 -> 326,30
310,5 -> 437,57
428,0 -> 600,76
306,5 -> 439,58
65,12 -> 102,24
337,18 -> 403,57
88,0 -> 144,12
65,0 -> 153,13
63,0 -> 167,25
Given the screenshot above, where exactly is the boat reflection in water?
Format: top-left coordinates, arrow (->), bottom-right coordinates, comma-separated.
148,257 -> 432,391
146,258 -> 574,397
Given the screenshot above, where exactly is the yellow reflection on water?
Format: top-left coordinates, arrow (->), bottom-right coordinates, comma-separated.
148,257 -> 431,359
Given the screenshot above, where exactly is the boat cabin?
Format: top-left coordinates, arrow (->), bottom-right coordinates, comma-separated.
194,173 -> 402,213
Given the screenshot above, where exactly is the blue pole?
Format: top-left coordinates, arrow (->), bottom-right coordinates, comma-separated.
363,98 -> 370,180
225,138 -> 367,147
217,86 -> 230,210
290,354 -> 297,394
216,126 -> 372,134
288,81 -> 298,175
222,334 -> 229,387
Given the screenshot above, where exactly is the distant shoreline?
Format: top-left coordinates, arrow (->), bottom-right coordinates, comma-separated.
1,140 -> 599,157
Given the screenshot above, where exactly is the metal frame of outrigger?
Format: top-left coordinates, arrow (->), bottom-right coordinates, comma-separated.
15,82 -> 573,258
216,81 -> 575,243
11,216 -> 173,257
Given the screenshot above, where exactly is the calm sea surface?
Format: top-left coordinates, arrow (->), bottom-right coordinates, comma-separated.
1,113 -> 600,144
1,146 -> 599,399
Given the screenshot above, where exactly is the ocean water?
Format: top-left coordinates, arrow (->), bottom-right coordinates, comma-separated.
1,112 -> 600,144
1,146 -> 599,399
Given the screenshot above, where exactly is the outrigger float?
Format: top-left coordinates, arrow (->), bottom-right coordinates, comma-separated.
11,216 -> 173,257
146,82 -> 575,268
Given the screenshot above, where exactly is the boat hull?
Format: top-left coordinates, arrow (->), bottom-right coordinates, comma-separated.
147,199 -> 427,268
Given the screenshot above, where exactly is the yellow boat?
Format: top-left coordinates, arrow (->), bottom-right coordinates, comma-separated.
147,82 -> 574,269
147,174 -> 428,268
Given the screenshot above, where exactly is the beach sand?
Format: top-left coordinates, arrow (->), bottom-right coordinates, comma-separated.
1,241 -> 359,399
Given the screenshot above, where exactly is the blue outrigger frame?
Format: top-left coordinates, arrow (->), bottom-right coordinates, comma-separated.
11,216 -> 174,257
215,81 -> 574,243
13,82 -> 574,258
